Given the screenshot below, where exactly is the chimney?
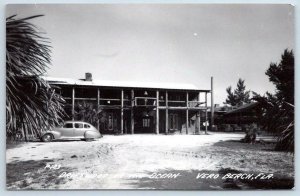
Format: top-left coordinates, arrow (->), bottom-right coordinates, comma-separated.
85,72 -> 92,81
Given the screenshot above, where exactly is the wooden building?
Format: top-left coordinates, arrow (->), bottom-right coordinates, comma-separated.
45,73 -> 211,135
223,102 -> 261,125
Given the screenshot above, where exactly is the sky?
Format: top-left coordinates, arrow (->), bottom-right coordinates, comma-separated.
6,4 -> 294,105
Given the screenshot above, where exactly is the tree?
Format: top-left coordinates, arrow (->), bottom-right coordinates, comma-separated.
225,86 -> 236,106
75,101 -> 103,129
266,49 -> 294,105
224,78 -> 251,106
6,15 -> 65,141
253,49 -> 294,152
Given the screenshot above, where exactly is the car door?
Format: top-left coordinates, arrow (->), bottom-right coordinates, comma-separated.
60,122 -> 75,138
74,122 -> 85,138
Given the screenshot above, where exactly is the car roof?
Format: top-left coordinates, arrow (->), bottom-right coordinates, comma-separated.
64,121 -> 91,124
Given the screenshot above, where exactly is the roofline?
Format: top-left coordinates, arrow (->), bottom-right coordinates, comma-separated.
225,102 -> 259,115
51,83 -> 210,92
45,77 -> 211,92
64,121 -> 91,124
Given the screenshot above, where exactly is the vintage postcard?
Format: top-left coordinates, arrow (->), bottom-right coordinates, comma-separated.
6,4 -> 294,190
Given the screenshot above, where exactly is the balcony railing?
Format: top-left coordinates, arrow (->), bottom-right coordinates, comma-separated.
63,96 -> 207,108
135,97 -> 157,107
168,100 -> 186,107
188,101 -> 205,108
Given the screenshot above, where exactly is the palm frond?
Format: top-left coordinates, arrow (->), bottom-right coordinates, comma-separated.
6,15 -> 65,140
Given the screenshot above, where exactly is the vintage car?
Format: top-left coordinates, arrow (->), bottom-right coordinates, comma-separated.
40,121 -> 101,142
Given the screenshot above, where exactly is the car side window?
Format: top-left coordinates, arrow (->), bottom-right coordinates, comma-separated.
75,123 -> 83,128
84,124 -> 91,128
63,123 -> 73,128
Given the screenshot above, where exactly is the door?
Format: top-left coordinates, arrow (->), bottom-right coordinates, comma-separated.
74,122 -> 85,137
60,122 -> 75,137
104,113 -> 114,133
108,113 -> 114,131
141,116 -> 153,133
169,114 -> 179,130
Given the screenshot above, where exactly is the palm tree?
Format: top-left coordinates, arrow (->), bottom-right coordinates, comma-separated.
275,102 -> 294,152
75,101 -> 103,129
6,15 -> 65,141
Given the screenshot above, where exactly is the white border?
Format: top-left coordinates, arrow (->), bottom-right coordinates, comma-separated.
1,1 -> 298,196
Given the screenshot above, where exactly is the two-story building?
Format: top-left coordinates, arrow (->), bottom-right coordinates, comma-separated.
45,73 -> 211,135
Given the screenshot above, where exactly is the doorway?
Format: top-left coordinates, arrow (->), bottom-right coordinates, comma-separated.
169,113 -> 179,130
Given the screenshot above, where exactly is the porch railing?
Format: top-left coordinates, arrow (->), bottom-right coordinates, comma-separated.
135,97 -> 157,107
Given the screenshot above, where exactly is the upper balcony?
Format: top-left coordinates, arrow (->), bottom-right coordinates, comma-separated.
58,86 -> 208,109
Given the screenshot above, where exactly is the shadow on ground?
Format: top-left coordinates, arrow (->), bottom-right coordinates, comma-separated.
7,159 -> 73,190
213,139 -> 276,151
125,168 -> 294,190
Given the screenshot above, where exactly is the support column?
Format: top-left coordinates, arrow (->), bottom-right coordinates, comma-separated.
72,87 -> 75,121
97,88 -> 100,131
205,92 -> 208,134
121,89 -> 124,134
131,89 -> 134,134
211,76 -> 214,128
186,92 -> 189,134
165,91 -> 169,134
197,92 -> 201,134
156,90 -> 159,134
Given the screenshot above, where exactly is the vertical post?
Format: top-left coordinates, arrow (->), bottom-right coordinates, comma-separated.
156,90 -> 159,134
121,89 -> 124,134
97,88 -> 100,131
165,91 -> 169,134
211,76 -> 214,129
197,92 -> 201,134
72,87 -> 75,121
131,89 -> 134,134
46,95 -> 50,131
186,91 -> 189,134
205,92 -> 208,134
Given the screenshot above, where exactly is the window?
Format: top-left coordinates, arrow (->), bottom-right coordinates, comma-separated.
84,124 -> 91,128
75,123 -> 83,128
63,123 -> 73,128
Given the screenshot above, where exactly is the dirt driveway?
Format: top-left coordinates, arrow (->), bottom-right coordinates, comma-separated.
6,132 -> 294,190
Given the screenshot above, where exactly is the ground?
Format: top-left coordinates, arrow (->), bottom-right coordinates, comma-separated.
6,132 -> 294,190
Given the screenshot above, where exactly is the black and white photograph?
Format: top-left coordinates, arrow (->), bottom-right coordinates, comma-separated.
5,4 -> 294,190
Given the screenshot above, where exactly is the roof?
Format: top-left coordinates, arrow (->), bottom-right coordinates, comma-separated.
225,102 -> 260,115
64,121 -> 91,124
42,76 -> 210,92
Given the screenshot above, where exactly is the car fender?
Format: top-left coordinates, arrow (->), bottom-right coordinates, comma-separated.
43,130 -> 61,139
84,130 -> 101,139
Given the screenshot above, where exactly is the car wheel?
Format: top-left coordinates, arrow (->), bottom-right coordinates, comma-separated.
42,134 -> 53,142
85,138 -> 93,142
